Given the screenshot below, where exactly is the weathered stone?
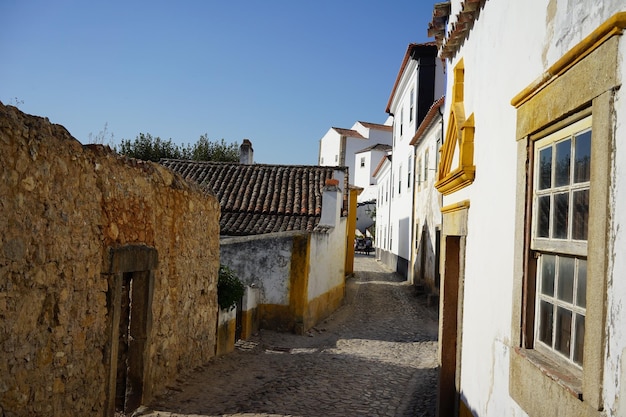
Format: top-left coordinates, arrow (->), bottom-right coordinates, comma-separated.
0,102 -> 220,416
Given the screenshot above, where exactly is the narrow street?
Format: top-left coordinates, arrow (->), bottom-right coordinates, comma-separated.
138,254 -> 439,417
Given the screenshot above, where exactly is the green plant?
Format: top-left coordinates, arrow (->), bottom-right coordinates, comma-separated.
217,265 -> 245,311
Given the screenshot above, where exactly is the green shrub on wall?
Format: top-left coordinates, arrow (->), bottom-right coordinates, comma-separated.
218,265 -> 245,311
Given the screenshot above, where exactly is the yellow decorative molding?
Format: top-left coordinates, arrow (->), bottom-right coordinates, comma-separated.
441,199 -> 470,214
511,11 -> 626,108
436,110 -> 476,195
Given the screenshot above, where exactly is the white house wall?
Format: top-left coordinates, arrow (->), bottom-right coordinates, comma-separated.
411,122 -> 442,288
440,1 -> 626,416
318,128 -> 341,166
307,219 -> 347,302
604,37 -> 626,416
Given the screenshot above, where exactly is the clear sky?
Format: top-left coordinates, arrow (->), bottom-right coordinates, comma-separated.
1,1 -> 435,165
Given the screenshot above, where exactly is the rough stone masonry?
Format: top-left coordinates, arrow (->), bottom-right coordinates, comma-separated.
0,102 -> 221,417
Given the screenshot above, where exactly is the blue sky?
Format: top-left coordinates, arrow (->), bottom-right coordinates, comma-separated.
1,1 -> 435,165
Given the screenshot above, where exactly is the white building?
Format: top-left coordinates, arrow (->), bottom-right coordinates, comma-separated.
429,1 -> 626,417
354,143 -> 392,235
409,96 -> 444,290
318,121 -> 392,186
379,42 -> 445,278
373,153 -> 392,253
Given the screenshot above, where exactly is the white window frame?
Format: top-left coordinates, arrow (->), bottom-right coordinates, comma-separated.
531,116 -> 592,368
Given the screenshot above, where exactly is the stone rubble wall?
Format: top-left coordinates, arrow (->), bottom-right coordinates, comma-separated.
0,103 -> 220,417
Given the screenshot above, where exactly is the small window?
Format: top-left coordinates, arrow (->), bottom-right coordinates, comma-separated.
334,154 -> 338,163
417,157 -> 422,187
424,150 -> 429,182
360,157 -> 365,168
410,89 -> 415,123
408,156 -> 412,187
400,109 -> 404,136
398,165 -> 402,194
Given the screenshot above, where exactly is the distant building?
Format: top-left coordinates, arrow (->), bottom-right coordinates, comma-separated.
379,42 -> 445,278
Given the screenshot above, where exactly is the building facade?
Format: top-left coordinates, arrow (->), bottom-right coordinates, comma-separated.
429,1 -> 626,416
380,42 -> 445,278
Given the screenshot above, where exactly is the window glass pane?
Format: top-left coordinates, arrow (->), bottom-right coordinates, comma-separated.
541,255 -> 556,296
576,260 -> 587,308
557,256 -> 575,303
572,189 -> 589,240
553,192 -> 569,239
539,146 -> 552,190
555,139 -> 572,187
574,130 -> 591,183
539,300 -> 554,346
537,196 -> 551,238
555,307 -> 572,357
573,314 -> 585,365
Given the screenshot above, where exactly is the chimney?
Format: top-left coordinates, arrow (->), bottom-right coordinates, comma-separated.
319,178 -> 342,227
240,139 -> 254,164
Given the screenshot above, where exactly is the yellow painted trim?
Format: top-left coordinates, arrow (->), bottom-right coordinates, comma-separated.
441,200 -> 470,214
436,112 -> 476,195
511,12 -> 626,108
345,188 -> 358,275
289,234 -> 310,331
304,283 -> 345,330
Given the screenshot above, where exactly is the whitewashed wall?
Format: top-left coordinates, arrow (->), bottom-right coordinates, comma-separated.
308,218 -> 347,301
441,1 -> 626,416
318,128 -> 341,166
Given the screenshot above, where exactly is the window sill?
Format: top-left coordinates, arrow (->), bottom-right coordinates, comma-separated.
514,347 -> 582,400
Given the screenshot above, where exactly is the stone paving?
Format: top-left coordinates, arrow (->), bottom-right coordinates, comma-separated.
134,254 -> 439,417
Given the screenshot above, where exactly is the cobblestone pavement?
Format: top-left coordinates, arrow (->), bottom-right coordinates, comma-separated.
136,254 -> 439,417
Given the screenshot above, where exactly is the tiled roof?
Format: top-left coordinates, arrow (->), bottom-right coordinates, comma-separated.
332,128 -> 366,139
160,159 -> 348,236
372,155 -> 392,178
410,96 -> 445,146
428,0 -> 488,60
355,143 -> 393,154
357,121 -> 393,131
386,42 -> 438,114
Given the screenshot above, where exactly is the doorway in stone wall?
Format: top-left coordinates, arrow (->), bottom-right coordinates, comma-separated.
104,245 -> 157,417
115,271 -> 151,414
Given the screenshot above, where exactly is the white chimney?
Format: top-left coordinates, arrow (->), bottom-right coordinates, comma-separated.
319,178 -> 342,227
240,139 -> 254,164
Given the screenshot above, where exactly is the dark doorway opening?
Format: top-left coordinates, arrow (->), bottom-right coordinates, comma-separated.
115,271 -> 150,414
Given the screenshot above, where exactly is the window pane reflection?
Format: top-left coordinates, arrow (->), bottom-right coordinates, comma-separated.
557,256 -> 575,303
539,146 -> 552,190
539,301 -> 554,346
555,139 -> 571,187
574,130 -> 591,183
555,307 -> 572,356
541,255 -> 555,296
574,314 -> 585,365
572,190 -> 589,240
553,193 -> 569,239
576,260 -> 587,308
538,196 -> 551,238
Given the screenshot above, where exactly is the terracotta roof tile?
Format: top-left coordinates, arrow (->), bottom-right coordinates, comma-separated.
332,128 -> 366,139
410,96 -> 445,146
357,121 -> 393,131
160,159 -> 348,236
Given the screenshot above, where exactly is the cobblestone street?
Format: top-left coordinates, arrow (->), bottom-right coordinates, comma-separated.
137,254 -> 439,417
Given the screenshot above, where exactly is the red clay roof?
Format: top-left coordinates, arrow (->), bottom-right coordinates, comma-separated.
160,159 -> 348,236
429,0 -> 487,60
410,96 -> 445,146
372,154 -> 392,178
357,121 -> 393,131
386,42 -> 438,114
332,127 -> 366,139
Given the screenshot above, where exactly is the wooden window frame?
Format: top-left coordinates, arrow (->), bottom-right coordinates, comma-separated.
510,16 -> 624,415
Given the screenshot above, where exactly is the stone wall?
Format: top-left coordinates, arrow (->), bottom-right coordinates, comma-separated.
0,103 -> 220,417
